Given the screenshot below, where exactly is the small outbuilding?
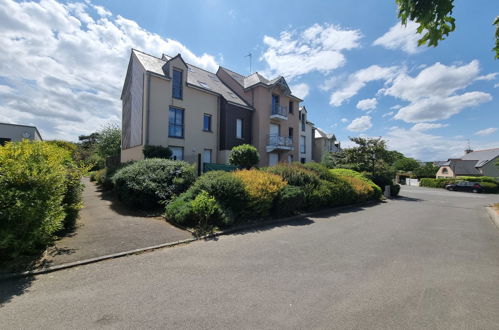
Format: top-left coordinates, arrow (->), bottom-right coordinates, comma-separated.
0,122 -> 43,145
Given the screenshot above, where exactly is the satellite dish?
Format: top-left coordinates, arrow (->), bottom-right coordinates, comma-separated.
22,132 -> 31,138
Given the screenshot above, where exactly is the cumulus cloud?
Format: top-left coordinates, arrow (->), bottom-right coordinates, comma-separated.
411,123 -> 448,132
290,83 -> 310,99
385,60 -> 493,123
0,0 -> 219,140
356,98 -> 377,111
373,21 -> 422,54
347,116 -> 372,132
474,127 -> 498,136
382,111 -> 394,118
327,65 -> 399,106
341,118 -> 349,123
261,23 -> 362,80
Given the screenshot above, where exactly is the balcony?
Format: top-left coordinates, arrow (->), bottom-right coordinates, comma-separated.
270,104 -> 288,120
266,134 -> 294,152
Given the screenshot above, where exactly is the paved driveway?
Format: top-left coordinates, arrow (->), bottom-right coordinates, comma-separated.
1,186 -> 498,329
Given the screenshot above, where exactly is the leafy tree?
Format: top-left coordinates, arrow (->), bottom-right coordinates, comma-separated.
413,162 -> 440,178
340,137 -> 393,176
96,124 -> 121,159
394,157 -> 420,172
396,0 -> 499,59
229,144 -> 259,169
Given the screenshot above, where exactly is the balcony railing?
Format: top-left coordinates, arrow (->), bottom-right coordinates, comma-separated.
270,104 -> 288,119
267,134 -> 293,151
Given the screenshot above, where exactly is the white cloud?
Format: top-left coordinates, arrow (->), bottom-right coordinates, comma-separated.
347,115 -> 372,132
261,23 -> 362,80
382,111 -> 394,118
474,127 -> 498,136
341,118 -> 349,123
411,123 -> 448,132
476,72 -> 498,81
495,83 -> 499,88
0,0 -> 219,140
385,61 -> 493,123
290,83 -> 310,99
328,65 -> 399,106
356,98 -> 377,111
373,21 -> 422,54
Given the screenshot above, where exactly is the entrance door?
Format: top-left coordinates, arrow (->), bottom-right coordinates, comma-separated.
203,149 -> 212,164
269,153 -> 279,166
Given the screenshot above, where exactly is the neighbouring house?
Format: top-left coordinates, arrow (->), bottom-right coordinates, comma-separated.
216,67 -> 303,167
121,49 -> 252,165
0,122 -> 42,145
436,148 -> 499,178
299,106 -> 315,163
312,128 -> 341,163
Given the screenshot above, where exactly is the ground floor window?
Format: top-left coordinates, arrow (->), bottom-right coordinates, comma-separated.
203,149 -> 212,163
269,153 -> 279,166
169,146 -> 184,160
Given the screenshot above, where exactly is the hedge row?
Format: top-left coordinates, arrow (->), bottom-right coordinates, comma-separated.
0,140 -> 86,260
164,163 -> 382,233
420,177 -> 499,193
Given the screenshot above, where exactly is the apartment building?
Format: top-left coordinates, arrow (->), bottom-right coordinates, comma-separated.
216,67 -> 303,166
312,128 -> 341,162
121,49 -> 312,167
121,49 -> 252,164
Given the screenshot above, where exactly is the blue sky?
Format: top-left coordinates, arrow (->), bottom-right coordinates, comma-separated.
0,0 -> 497,160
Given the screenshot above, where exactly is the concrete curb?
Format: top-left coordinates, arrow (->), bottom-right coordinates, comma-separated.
486,206 -> 499,229
0,200 -> 381,281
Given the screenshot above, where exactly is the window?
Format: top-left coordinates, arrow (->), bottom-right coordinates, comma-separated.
169,146 -> 184,160
169,107 -> 184,138
288,127 -> 293,138
236,119 -> 243,139
300,136 -> 306,154
203,149 -> 212,164
203,114 -> 212,132
442,168 -> 448,174
172,69 -> 183,99
289,101 -> 294,114
301,114 -> 306,132
288,155 -> 293,163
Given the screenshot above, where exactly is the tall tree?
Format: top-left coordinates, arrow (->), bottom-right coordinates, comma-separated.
396,0 -> 499,59
341,137 -> 393,176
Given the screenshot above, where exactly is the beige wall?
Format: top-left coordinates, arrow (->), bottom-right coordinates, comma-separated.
436,166 -> 455,178
121,145 -> 144,163
147,57 -> 219,167
481,157 -> 499,177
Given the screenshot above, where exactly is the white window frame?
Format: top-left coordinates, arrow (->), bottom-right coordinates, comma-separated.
169,146 -> 184,160
236,119 -> 243,139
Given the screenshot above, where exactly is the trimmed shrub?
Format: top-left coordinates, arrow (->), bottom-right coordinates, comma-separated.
330,168 -> 382,200
187,171 -> 248,215
143,145 -> 172,159
0,140 -> 84,259
303,162 -> 336,181
420,178 -> 457,188
480,182 -> 499,193
233,169 -> 287,218
228,144 -> 259,169
264,164 -> 320,187
61,163 -> 85,229
457,176 -> 498,184
113,158 -> 195,209
272,185 -> 305,217
390,184 -> 401,197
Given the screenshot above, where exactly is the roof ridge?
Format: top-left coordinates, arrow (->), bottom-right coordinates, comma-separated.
132,48 -> 165,61
219,66 -> 246,78
469,147 -> 499,152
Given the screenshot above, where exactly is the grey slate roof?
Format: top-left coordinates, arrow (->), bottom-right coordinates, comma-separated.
132,50 -> 250,108
460,148 -> 499,168
448,159 -> 481,175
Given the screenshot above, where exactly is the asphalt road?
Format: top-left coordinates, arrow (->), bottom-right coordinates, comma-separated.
1,186 -> 498,329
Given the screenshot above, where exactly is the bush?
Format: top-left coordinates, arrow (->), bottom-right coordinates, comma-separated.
420,178 -> 456,188
143,145 -> 172,159
113,159 -> 195,209
480,182 -> 499,193
61,163 -> 85,229
330,169 -> 382,200
303,162 -> 336,181
233,169 -> 287,218
264,164 -> 320,188
228,144 -> 259,169
272,185 -> 305,217
390,184 -> 401,197
0,140 -> 84,260
187,171 -> 248,216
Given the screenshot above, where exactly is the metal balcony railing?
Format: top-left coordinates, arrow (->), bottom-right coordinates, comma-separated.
267,134 -> 293,149
270,104 -> 288,118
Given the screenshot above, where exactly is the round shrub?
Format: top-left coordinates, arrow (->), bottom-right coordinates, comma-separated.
303,162 -> 335,181
113,158 -> 195,209
390,184 -> 401,197
233,169 -> 287,219
264,164 -> 320,188
187,171 -> 248,215
272,185 -> 305,217
143,145 -> 172,159
229,144 -> 259,169
330,169 -> 382,200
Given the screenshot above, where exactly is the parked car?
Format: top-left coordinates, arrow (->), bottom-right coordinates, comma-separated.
445,181 -> 484,193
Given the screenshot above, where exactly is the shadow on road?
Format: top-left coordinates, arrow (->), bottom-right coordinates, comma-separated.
0,276 -> 34,306
393,195 -> 424,202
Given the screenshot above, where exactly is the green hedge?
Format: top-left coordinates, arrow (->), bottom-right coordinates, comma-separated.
330,169 -> 382,200
420,177 -> 499,193
0,140 -> 85,260
113,158 -> 195,209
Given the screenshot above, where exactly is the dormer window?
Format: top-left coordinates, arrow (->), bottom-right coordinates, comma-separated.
172,69 -> 183,99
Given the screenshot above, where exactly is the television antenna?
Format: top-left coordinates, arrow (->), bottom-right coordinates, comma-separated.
245,53 -> 252,74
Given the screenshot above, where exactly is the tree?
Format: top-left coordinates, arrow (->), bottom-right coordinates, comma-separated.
96,124 -> 121,159
229,144 -> 259,169
413,162 -> 440,178
338,137 -> 393,176
394,157 -> 420,172
396,0 -> 499,59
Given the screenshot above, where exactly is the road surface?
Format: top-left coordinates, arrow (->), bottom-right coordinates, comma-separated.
1,186 -> 498,329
